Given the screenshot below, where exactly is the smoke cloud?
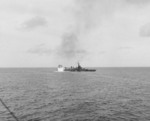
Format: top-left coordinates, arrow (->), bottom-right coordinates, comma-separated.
57,0 -> 104,60
57,0 -> 150,61
57,32 -> 87,59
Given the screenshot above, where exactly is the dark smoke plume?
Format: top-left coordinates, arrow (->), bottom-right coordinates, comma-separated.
56,0 -> 94,60
57,32 -> 87,59
57,0 -> 122,60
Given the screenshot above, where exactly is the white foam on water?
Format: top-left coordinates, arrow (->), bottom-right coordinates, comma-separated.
54,71 -> 64,72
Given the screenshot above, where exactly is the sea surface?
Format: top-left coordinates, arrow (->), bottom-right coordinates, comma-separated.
0,68 -> 150,121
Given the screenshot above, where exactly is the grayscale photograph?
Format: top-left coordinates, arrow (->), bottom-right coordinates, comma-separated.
0,0 -> 150,121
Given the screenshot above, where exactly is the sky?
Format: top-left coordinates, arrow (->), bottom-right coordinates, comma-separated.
1,0 -> 150,67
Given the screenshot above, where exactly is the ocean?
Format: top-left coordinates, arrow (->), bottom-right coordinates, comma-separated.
0,68 -> 150,121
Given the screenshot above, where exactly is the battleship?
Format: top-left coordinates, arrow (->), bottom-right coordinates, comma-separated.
57,62 -> 96,72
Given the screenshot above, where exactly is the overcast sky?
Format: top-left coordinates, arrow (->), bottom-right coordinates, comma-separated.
1,0 -> 150,67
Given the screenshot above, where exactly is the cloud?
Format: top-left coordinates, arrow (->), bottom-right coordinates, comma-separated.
139,23 -> 150,37
27,44 -> 52,55
19,16 -> 47,31
99,51 -> 106,55
119,46 -> 133,50
125,0 -> 150,5
74,0 -> 120,29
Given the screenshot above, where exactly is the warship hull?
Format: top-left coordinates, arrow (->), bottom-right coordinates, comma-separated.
64,68 -> 96,72
57,63 -> 96,72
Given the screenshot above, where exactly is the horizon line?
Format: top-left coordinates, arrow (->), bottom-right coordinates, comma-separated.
0,66 -> 150,68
